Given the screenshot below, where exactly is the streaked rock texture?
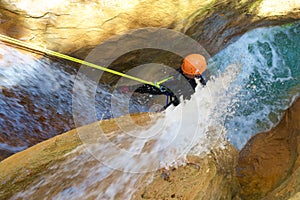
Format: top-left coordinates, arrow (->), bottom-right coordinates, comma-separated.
0,1 -> 300,199
185,0 -> 300,55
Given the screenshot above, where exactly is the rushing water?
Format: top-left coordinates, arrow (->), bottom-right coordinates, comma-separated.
0,46 -> 147,157
211,21 -> 300,149
10,55 -> 238,200
1,22 -> 300,199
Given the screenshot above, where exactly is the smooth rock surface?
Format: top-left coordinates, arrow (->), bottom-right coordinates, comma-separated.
1,0 -> 299,57
133,145 -> 240,200
238,98 -> 300,199
0,112 -> 240,200
185,0 -> 300,55
0,0 -> 213,56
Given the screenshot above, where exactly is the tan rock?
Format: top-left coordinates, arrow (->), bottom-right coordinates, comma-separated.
0,0 -> 214,56
0,112 -> 240,199
133,144 -> 240,200
1,0 -> 299,58
0,113 -> 152,199
289,192 -> 300,200
258,0 -> 300,17
185,0 -> 300,55
237,98 -> 300,199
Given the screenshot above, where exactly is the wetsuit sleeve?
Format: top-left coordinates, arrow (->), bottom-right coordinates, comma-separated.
116,83 -> 167,95
134,84 -> 165,95
196,74 -> 207,86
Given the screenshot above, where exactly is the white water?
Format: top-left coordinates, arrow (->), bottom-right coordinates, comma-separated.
3,22 -> 300,199
11,63 -> 240,200
0,43 -> 116,150
211,22 -> 300,148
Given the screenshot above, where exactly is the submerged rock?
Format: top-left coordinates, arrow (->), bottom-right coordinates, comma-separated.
237,98 -> 300,199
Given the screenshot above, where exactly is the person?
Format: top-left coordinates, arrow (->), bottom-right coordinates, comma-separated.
117,54 -> 208,109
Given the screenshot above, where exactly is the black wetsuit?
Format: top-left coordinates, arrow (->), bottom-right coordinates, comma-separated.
127,69 -> 207,108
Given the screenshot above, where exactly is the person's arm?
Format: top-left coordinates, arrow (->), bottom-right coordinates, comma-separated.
116,84 -> 165,95
196,74 -> 206,86
134,84 -> 165,95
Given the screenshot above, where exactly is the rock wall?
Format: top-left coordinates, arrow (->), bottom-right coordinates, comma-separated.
133,145 -> 240,200
0,0 -> 214,57
1,1 -> 300,199
1,0 -> 299,57
0,112 -> 241,199
185,0 -> 300,55
237,98 -> 300,199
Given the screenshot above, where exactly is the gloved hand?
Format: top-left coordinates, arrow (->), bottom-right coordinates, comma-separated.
159,85 -> 180,107
196,74 -> 206,86
159,85 -> 173,95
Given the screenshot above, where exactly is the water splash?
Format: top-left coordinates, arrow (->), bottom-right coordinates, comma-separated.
11,62 -> 240,200
211,21 -> 300,149
0,43 -> 172,157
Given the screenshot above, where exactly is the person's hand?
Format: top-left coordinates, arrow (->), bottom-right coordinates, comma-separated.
159,85 -> 173,95
159,85 -> 168,93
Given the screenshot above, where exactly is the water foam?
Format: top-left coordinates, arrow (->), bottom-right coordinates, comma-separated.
212,22 -> 300,149
11,63 -> 240,199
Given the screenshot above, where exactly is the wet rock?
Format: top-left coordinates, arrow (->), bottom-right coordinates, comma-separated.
185,0 -> 300,55
0,112 -> 241,200
0,1 -> 299,198
0,0 -> 214,57
1,0 -> 299,58
133,144 -> 240,200
237,98 -> 300,199
0,113 -> 152,199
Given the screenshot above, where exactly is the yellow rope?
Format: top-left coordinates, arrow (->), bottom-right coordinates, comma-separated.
156,76 -> 174,85
0,34 -> 171,88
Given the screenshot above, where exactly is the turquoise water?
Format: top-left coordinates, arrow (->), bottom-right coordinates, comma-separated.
210,21 -> 300,149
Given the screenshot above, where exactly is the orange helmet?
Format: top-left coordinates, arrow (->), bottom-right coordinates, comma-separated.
181,54 -> 207,77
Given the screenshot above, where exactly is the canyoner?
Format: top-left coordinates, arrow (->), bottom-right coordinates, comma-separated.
0,34 -> 208,109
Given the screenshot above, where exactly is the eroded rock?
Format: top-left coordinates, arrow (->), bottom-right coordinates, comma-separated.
1,0 -> 299,58
133,144 -> 240,200
237,98 -> 300,199
0,112 -> 241,200
0,0 -> 214,57
185,0 -> 300,55
0,113 -> 152,199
